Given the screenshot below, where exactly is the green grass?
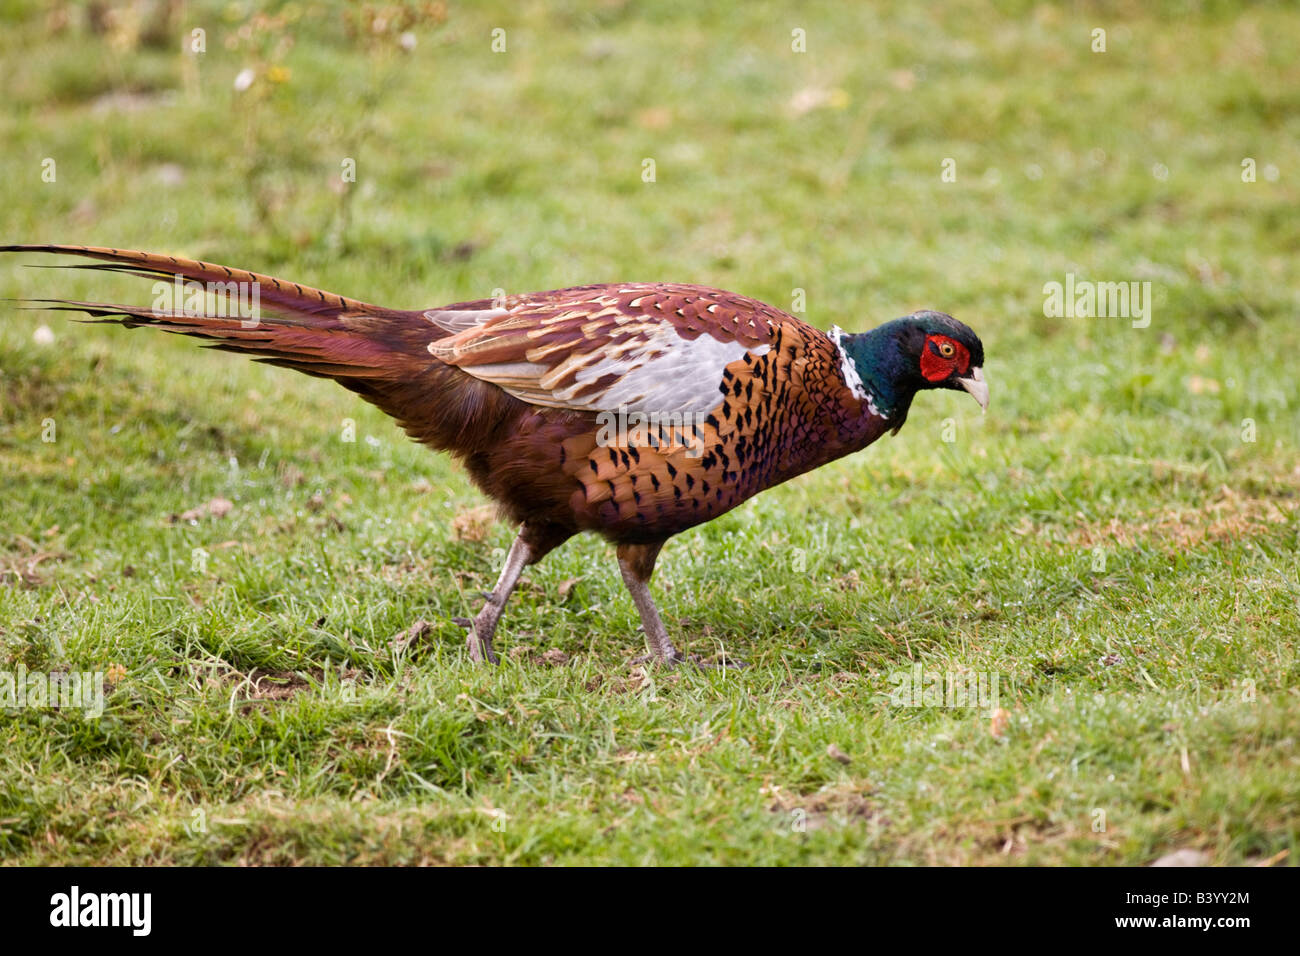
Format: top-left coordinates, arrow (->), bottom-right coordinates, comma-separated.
1,0 -> 1297,865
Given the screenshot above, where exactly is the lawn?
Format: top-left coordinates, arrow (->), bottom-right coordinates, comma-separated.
0,0 -> 1297,865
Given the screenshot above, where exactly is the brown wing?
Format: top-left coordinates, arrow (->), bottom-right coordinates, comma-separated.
426,283 -> 799,413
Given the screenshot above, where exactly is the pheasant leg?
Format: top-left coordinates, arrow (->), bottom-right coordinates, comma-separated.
616,542 -> 684,663
459,534 -> 532,664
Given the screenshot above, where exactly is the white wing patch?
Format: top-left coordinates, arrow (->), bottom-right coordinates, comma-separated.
561,324 -> 765,413
437,312 -> 771,414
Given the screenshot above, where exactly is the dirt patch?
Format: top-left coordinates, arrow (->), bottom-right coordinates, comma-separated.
592,665 -> 682,695
452,505 -> 497,542
164,496 -> 234,524
227,666 -> 361,704
765,782 -> 882,832
967,815 -> 1068,859
508,645 -> 571,667
1067,485 -> 1296,552
389,620 -> 435,655
243,668 -> 315,701
0,535 -> 67,588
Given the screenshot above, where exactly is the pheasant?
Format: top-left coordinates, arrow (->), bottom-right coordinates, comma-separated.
2,245 -> 988,664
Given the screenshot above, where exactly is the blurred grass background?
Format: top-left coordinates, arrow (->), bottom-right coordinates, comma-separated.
0,0 -> 1296,865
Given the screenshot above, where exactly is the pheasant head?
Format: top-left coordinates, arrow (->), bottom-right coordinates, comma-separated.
833,311 -> 987,427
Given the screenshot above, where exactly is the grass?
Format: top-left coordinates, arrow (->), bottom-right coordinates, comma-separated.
0,0 -> 1297,865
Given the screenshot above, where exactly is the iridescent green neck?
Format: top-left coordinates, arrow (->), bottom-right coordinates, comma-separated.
832,321 -> 918,422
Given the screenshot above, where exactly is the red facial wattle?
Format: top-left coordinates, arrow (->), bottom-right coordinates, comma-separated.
920,335 -> 970,382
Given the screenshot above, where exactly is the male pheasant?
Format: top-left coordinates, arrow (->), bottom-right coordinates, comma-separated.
2,245 -> 988,664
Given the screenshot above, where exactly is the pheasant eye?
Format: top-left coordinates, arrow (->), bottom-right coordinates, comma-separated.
937,341 -> 955,358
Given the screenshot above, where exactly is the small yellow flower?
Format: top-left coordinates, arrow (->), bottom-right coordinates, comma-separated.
267,66 -> 291,84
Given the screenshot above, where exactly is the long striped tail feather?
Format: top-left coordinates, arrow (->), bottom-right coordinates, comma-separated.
0,243 -> 432,380
1,243 -> 524,455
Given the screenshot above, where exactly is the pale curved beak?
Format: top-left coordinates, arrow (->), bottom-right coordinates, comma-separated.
958,367 -> 988,412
